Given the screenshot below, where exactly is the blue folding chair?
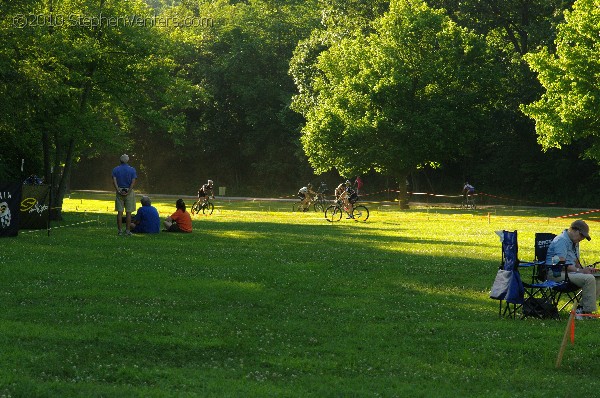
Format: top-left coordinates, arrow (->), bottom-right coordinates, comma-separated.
490,230 -> 525,318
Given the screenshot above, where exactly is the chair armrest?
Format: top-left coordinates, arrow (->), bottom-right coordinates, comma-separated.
518,261 -> 535,268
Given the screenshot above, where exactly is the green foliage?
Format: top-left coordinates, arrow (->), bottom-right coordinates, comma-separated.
3,194 -> 600,395
293,0 -> 497,179
128,0 -> 322,194
428,0 -> 576,55
3,0 -> 600,205
1,0 -> 198,213
411,0 -> 588,201
522,0 -> 600,161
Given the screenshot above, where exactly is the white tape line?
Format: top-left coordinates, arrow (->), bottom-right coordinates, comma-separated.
21,219 -> 96,233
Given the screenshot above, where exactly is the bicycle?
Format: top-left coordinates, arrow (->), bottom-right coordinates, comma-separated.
191,198 -> 214,215
293,193 -> 326,212
292,199 -> 310,212
460,195 -> 476,210
312,192 -> 328,212
325,200 -> 369,222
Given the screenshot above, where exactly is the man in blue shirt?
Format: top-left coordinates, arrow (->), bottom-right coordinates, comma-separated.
112,154 -> 137,236
131,196 -> 160,234
546,220 -> 600,319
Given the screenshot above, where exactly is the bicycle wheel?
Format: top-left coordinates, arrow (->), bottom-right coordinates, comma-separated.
325,205 -> 342,222
292,202 -> 303,212
203,202 -> 214,215
470,200 -> 476,210
191,201 -> 202,215
352,205 -> 369,221
313,202 -> 324,212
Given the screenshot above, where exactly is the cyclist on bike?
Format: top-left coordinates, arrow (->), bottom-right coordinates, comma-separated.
198,179 -> 215,203
334,182 -> 345,198
298,183 -> 316,211
335,180 -> 358,218
462,182 -> 475,200
345,180 -> 358,218
317,181 -> 328,195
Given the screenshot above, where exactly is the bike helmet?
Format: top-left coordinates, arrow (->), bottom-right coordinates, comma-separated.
345,180 -> 351,186
208,179 -> 213,185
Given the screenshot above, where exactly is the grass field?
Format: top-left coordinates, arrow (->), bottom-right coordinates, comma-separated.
3,192 -> 600,397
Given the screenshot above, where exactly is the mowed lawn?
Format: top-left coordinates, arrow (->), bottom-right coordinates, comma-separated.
3,192 -> 600,397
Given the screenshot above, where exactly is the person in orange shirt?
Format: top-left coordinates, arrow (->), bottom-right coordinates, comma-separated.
163,198 -> 192,233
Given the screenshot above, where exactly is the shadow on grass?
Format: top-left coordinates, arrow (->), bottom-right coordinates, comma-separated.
7,207 -> 595,395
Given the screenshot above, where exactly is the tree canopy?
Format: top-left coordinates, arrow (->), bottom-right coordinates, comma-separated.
2,0 -> 599,207
291,0 -> 498,206
1,0 -> 197,217
522,0 -> 600,161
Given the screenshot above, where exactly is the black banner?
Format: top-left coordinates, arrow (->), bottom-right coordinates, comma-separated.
20,185 -> 50,230
0,182 -> 22,237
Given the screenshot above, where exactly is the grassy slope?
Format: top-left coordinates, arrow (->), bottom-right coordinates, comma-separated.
2,193 -> 600,397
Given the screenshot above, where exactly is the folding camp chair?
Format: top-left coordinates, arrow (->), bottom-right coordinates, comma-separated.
490,230 -> 524,318
550,267 -> 582,313
522,233 -> 581,318
520,233 -> 560,319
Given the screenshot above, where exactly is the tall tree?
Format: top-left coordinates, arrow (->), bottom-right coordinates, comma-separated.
421,0 -> 579,197
291,0 -> 497,207
145,0 -> 322,194
1,0 -> 194,218
522,0 -> 600,161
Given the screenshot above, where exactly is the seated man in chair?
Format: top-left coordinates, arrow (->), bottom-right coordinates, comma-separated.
546,220 -> 600,319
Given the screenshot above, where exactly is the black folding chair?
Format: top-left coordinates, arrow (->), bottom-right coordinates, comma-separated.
522,233 -> 581,318
552,268 -> 582,312
520,233 -> 560,319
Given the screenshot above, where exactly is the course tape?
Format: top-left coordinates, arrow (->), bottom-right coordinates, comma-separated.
556,209 -> 600,220
387,189 -> 561,205
283,188 -> 563,206
476,192 -> 560,205
570,310 -> 600,343
21,219 -> 96,233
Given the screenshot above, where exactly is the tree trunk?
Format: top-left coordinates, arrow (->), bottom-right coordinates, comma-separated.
54,138 -> 76,220
396,169 -> 411,209
42,130 -> 51,183
41,130 -> 62,221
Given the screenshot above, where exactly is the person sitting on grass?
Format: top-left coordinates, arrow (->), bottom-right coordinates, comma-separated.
546,220 -> 600,320
163,198 -> 192,233
129,196 -> 160,234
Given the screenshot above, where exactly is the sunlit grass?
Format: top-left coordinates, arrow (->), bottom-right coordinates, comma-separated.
3,193 -> 600,396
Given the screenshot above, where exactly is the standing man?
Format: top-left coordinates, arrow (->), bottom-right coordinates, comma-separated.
354,176 -> 363,195
112,154 -> 137,236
